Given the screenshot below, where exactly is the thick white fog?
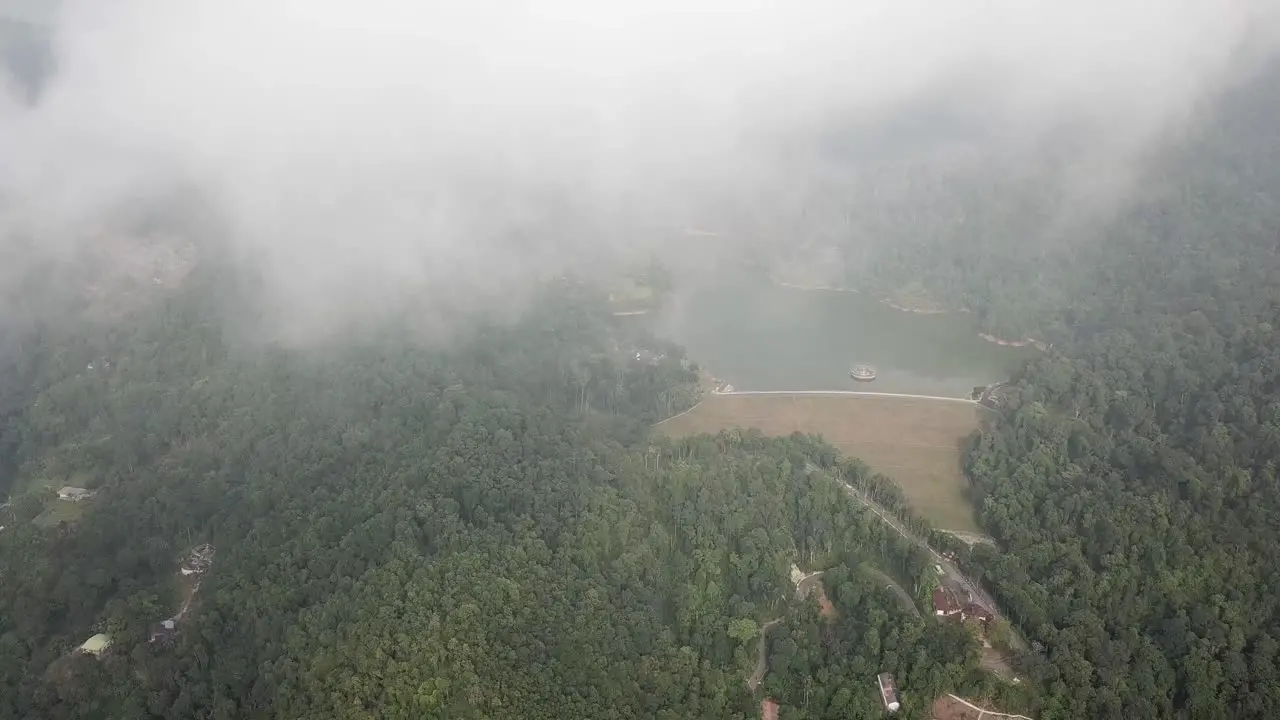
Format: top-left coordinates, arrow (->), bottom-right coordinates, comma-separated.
3,0 -> 1280,331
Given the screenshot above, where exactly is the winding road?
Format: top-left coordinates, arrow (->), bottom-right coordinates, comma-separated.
862,564 -> 922,619
804,462 -> 1024,651
748,618 -> 783,691
655,391 -> 1015,638
653,387 -> 1025,691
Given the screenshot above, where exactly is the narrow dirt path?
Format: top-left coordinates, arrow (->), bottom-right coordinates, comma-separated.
175,579 -> 201,620
941,694 -> 1033,719
749,570 -> 836,691
651,400 -> 705,427
748,618 -> 782,691
862,564 -> 921,619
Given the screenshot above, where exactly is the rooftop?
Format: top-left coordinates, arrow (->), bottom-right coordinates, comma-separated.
149,619 -> 178,644
877,672 -> 901,712
933,587 -> 961,616
57,487 -> 96,503
79,633 -> 112,657
962,603 -> 994,622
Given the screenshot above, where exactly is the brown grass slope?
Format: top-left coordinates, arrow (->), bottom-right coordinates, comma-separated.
657,394 -> 982,532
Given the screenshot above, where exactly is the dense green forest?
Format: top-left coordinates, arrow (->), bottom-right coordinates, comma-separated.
710,58 -> 1280,720
7,13 -> 1280,715
0,264 -> 998,719
960,62 -> 1280,718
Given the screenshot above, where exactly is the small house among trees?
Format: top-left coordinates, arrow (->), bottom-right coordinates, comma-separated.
181,543 -> 216,576
876,672 -> 901,713
933,587 -> 961,617
149,619 -> 177,644
57,487 -> 95,502
962,602 -> 994,625
934,586 -> 994,625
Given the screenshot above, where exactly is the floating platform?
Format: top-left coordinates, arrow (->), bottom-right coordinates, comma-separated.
850,364 -> 877,382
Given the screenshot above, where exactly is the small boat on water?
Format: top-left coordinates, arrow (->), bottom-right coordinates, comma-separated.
850,364 -> 877,382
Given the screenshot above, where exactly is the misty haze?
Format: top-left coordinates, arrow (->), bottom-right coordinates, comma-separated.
3,1 -> 1280,718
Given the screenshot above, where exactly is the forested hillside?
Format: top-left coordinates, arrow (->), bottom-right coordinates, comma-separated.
962,62 -> 1280,718
746,126 -> 1082,339
6,25 -> 1280,720
0,265 -> 993,719
752,61 -> 1280,344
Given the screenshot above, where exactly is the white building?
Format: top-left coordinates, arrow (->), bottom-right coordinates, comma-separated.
57,487 -> 95,502
877,672 -> 901,713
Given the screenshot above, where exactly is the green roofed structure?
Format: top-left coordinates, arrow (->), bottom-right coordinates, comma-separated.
78,634 -> 111,658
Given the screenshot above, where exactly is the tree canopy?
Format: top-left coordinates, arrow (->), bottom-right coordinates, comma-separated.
0,270 -> 986,719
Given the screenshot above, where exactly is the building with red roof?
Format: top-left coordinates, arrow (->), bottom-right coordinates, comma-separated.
933,587 -> 961,617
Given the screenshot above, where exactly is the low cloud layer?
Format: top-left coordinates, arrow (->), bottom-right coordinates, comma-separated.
3,0 -> 1280,333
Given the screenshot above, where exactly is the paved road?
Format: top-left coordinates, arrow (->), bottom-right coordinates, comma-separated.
804,462 -> 1025,652
713,389 -> 978,404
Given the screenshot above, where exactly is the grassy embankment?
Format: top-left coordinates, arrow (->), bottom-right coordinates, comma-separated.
607,277 -> 656,314
657,393 -> 983,532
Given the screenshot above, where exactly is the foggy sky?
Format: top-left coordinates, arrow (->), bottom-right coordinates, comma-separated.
3,0 -> 1280,335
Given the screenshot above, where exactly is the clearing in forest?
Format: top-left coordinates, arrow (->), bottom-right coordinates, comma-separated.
792,566 -> 837,619
31,499 -> 87,527
656,393 -> 983,532
932,695 -> 1033,720
815,585 -> 835,619
979,645 -> 1018,682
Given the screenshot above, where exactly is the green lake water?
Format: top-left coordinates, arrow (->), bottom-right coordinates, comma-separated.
650,272 -> 1034,396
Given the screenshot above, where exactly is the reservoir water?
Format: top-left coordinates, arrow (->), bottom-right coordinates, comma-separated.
651,271 -> 1034,396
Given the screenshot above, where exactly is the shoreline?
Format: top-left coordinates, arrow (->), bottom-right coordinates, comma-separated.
770,277 -> 860,294
769,276 -> 954,315
879,299 -> 952,316
769,276 -> 1045,350
978,333 -> 1048,351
